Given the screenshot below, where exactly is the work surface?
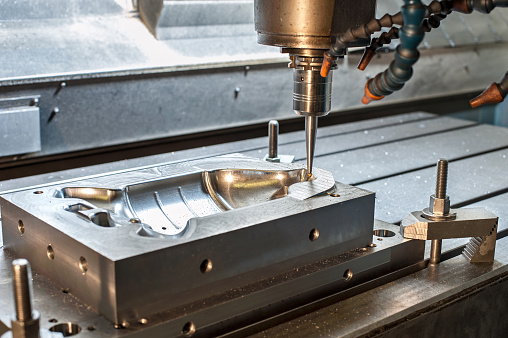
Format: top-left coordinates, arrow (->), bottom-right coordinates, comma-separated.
1,112 -> 508,336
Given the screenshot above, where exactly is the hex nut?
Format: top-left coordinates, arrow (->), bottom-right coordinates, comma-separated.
11,310 -> 40,338
429,194 -> 450,215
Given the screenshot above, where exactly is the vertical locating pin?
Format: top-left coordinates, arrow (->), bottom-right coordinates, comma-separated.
268,120 -> 279,160
12,258 -> 34,322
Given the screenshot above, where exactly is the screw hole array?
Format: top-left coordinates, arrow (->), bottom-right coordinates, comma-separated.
45,242 -> 90,278
17,220 -> 92,281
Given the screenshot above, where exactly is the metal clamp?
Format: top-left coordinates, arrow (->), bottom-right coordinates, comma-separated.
400,159 -> 498,264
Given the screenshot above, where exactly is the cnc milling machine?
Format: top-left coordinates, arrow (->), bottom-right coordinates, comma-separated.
1,1 -> 508,337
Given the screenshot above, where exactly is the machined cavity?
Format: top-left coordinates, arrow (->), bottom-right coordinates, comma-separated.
49,156 -> 335,237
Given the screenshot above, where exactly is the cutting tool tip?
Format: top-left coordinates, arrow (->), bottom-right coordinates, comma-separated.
305,116 -> 318,177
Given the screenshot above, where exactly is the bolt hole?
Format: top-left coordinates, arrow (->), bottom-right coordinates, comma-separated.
18,220 -> 25,235
79,256 -> 88,275
162,227 -> 167,230
90,212 -> 113,228
62,288 -> 70,293
200,259 -> 213,274
48,318 -> 58,323
138,318 -> 148,325
87,326 -> 96,331
49,323 -> 81,337
47,245 -> 55,260
300,77 -> 304,81
373,229 -> 395,237
343,268 -> 353,282
377,238 -> 383,241
34,191 -> 43,194
182,321 -> 196,336
309,228 -> 319,241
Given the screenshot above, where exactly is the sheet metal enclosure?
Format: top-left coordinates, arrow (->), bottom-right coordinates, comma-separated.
0,97 -> 41,157
0,155 -> 375,325
139,0 -> 254,39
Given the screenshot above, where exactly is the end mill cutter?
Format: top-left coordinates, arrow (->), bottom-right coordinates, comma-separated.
305,116 -> 317,176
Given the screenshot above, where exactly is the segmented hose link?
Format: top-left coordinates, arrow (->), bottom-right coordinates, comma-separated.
367,0 -> 427,98
363,0 -> 508,102
330,13 -> 403,55
322,0 -> 508,105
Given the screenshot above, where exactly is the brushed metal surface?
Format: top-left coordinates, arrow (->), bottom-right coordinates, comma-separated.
252,235 -> 508,338
0,106 -> 41,157
242,116 -> 475,161
0,220 -> 423,337
0,112 -> 434,194
1,44 -> 507,164
362,148 -> 508,223
139,0 -> 254,39
316,124 -> 508,186
1,155 -> 374,325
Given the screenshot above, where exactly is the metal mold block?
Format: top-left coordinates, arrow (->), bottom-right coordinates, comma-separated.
0,221 -> 425,337
0,155 -> 375,324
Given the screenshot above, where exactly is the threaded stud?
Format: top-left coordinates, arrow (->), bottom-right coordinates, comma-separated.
435,158 -> 448,199
12,258 -> 33,322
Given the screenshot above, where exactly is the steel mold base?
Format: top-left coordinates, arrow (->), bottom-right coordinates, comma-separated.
0,221 -> 424,337
0,155 -> 376,325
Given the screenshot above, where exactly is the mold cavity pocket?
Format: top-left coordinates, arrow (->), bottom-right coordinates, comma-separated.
202,168 -> 306,209
89,211 -> 114,228
64,204 -> 117,228
54,187 -> 123,209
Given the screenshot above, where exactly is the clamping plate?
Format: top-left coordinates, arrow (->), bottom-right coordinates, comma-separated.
401,208 -> 498,263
